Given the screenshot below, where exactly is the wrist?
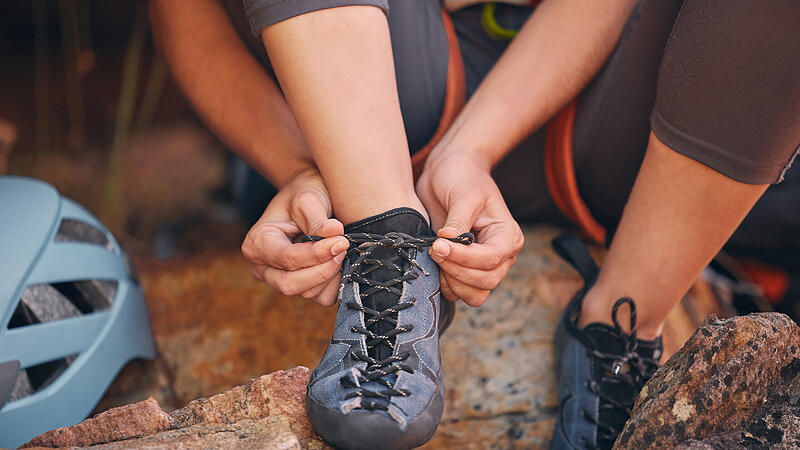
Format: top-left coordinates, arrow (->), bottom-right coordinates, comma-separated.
426,141 -> 494,174
275,162 -> 319,189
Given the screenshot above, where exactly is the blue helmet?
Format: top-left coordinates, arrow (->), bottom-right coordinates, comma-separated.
0,176 -> 156,448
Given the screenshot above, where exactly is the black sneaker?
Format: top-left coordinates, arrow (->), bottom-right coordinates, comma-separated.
550,235 -> 662,450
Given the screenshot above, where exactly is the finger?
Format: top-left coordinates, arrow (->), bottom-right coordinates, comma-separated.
439,274 -> 458,302
437,192 -> 483,238
443,273 -> 491,307
431,222 -> 523,270
290,190 -> 334,235
314,218 -> 345,238
304,276 -> 341,307
261,255 -> 344,296
435,257 -> 514,291
246,232 -> 349,271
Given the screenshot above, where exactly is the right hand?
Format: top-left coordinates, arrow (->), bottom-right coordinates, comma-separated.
241,168 -> 348,306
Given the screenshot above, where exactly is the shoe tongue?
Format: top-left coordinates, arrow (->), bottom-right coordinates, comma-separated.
344,208 -> 432,362
582,322 -> 626,355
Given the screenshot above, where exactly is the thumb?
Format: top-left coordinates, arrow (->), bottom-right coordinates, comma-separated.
290,190 -> 334,235
438,192 -> 481,239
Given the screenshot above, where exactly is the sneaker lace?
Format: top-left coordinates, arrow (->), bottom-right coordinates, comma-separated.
311,231 -> 473,411
580,297 -> 660,449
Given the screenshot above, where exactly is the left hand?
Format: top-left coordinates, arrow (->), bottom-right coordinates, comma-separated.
416,150 -> 524,306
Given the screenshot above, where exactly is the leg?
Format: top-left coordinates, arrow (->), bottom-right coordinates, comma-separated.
579,134 -> 767,338
579,0 -> 800,339
260,6 -> 423,224
246,4 -> 458,448
552,1 -> 800,448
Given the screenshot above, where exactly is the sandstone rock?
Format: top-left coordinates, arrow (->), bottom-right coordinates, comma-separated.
169,366 -> 322,448
21,397 -> 171,448
92,416 -> 303,450
21,368 -> 329,450
615,313 -> 800,449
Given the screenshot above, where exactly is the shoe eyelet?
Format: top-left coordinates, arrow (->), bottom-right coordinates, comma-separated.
350,326 -> 357,333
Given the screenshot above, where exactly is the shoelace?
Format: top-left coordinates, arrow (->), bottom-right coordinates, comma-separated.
301,231 -> 474,411
579,297 -> 660,449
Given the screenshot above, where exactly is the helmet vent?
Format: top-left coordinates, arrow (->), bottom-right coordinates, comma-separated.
7,281 -> 116,329
55,218 -> 112,250
7,354 -> 78,403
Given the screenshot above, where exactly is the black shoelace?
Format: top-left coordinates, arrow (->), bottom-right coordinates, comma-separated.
302,231 -> 473,411
580,298 -> 660,450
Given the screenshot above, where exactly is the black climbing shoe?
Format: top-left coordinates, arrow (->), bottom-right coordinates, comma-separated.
550,235 -> 662,450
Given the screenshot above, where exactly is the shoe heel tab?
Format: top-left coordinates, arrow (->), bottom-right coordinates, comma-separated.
552,234 -> 598,283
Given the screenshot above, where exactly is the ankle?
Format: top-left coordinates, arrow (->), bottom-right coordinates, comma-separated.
578,285 -> 664,340
577,287 -> 617,330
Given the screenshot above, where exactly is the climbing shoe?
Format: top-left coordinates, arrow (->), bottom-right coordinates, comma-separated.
306,208 -> 472,450
550,235 -> 662,450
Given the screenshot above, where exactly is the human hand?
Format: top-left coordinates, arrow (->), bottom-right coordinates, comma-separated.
416,151 -> 524,306
241,168 -> 348,306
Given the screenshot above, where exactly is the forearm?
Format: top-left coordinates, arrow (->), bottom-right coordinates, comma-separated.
149,0 -> 313,188
433,0 -> 637,169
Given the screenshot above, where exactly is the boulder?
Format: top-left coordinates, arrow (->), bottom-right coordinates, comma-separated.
20,398 -> 170,448
20,367 -> 329,449
615,313 -> 800,449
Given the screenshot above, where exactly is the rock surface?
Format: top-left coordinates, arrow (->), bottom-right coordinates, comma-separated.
21,367 -> 328,449
21,398 -> 171,448
615,313 -> 800,449
25,227 -> 724,449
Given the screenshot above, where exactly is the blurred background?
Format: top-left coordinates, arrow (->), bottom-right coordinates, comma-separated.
0,0 -> 326,416
1,0 -> 254,257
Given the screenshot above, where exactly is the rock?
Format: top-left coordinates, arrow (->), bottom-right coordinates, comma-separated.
20,397 -> 171,448
91,416 -> 303,450
21,368 -> 329,449
169,366 -> 321,447
615,313 -> 800,449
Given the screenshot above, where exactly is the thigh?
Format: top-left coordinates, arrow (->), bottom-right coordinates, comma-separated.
651,0 -> 800,185
387,0 -> 450,153
573,0 -> 684,229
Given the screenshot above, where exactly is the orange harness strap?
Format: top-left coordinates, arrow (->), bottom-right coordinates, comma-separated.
544,102 -> 607,244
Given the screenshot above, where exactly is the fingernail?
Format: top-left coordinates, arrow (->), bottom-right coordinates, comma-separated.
432,240 -> 450,258
334,252 -> 346,264
331,240 -> 349,255
429,249 -> 443,264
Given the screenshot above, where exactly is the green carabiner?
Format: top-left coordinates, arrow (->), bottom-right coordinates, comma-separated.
481,2 -> 519,40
